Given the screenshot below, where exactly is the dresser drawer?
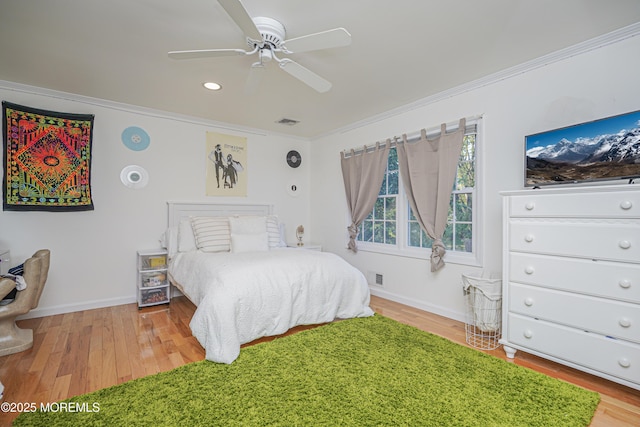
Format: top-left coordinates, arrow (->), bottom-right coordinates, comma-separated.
509,252 -> 640,303
509,219 -> 640,263
506,314 -> 640,386
509,191 -> 640,218
508,283 -> 639,343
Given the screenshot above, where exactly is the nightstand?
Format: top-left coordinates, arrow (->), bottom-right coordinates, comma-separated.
288,244 -> 322,251
137,249 -> 170,308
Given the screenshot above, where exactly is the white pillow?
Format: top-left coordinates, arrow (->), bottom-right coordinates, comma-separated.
191,216 -> 231,252
230,232 -> 269,253
178,218 -> 197,252
229,215 -> 267,235
278,222 -> 287,247
161,226 -> 178,257
266,216 -> 283,248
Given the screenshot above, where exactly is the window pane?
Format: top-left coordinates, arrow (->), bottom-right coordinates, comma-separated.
362,220 -> 373,242
373,221 -> 384,243
379,175 -> 388,196
447,200 -> 454,223
442,225 -> 453,250
388,170 -> 399,194
456,136 -> 475,189
385,197 -> 396,220
387,149 -> 399,194
387,147 -> 398,172
374,198 -> 384,219
422,229 -> 433,248
408,205 -> 417,221
455,223 -> 473,252
409,222 -> 421,246
455,193 -> 472,222
385,221 -> 396,245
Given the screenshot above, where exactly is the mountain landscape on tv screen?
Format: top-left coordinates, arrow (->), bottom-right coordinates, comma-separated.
526,123 -> 640,185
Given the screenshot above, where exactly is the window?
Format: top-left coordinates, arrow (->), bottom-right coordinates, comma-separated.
356,121 -> 480,265
358,147 -> 398,245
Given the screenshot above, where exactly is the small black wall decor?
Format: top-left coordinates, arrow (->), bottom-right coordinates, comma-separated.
286,150 -> 301,168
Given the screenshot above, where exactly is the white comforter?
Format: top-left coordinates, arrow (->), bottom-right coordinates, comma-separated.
169,248 -> 374,363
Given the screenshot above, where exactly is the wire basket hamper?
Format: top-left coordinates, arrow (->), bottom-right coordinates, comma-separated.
462,272 -> 502,350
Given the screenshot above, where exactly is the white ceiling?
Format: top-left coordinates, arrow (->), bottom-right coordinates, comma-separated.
1,0 -> 639,139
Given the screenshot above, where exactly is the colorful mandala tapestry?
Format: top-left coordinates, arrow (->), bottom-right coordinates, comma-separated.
2,102 -> 94,211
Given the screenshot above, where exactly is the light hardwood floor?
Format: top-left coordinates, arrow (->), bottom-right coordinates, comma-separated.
0,295 -> 638,426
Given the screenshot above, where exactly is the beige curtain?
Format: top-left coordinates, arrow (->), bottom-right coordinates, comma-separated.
340,141 -> 390,252
397,118 -> 466,271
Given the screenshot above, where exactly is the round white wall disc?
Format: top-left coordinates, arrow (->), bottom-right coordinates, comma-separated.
120,165 -> 149,189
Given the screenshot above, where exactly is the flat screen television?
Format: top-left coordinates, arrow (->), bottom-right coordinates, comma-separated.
525,109 -> 640,187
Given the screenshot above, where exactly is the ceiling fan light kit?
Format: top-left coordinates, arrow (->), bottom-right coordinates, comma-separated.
168,0 -> 351,93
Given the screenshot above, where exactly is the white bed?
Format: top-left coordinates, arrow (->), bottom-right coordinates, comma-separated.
164,202 -> 374,364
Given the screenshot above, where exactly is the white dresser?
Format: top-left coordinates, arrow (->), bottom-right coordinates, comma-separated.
501,184 -> 640,390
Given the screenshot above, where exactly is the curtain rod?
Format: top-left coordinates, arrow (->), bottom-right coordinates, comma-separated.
342,114 -> 482,157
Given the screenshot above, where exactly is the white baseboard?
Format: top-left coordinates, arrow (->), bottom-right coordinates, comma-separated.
18,296 -> 137,320
18,287 -> 464,324
369,287 -> 465,324
17,286 -> 186,320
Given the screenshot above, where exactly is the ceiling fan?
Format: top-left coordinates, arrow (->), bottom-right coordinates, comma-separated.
168,0 -> 351,93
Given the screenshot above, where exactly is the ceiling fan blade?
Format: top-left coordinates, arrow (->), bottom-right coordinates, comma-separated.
283,28 -> 351,54
244,64 -> 265,95
217,0 -> 263,41
278,59 -> 332,93
168,49 -> 247,59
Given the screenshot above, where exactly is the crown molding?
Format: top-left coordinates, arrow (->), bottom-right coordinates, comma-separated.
0,80 -> 309,141
318,22 -> 640,140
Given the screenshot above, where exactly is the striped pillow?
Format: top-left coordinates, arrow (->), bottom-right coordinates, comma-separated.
190,216 -> 231,252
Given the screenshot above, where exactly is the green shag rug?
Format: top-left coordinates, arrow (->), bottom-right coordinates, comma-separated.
14,315 -> 599,426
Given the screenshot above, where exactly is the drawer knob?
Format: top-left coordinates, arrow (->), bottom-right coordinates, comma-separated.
618,358 -> 631,368
619,318 -> 631,328
619,279 -> 631,289
524,297 -> 534,307
524,266 -> 535,275
523,330 -> 533,339
618,240 -> 631,250
524,234 -> 534,243
620,200 -> 633,210
525,202 -> 535,211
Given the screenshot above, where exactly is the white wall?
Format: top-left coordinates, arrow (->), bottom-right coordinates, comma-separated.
310,34 -> 640,322
2,33 -> 638,323
0,85 -> 311,317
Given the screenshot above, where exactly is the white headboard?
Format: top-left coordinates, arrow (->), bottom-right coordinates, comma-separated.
167,201 -> 274,228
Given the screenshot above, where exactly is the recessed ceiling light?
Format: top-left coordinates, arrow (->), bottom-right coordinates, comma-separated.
203,82 -> 222,91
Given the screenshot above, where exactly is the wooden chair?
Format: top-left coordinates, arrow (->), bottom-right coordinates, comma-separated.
0,249 -> 50,356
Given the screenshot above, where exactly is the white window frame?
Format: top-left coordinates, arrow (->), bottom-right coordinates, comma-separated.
355,118 -> 483,268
